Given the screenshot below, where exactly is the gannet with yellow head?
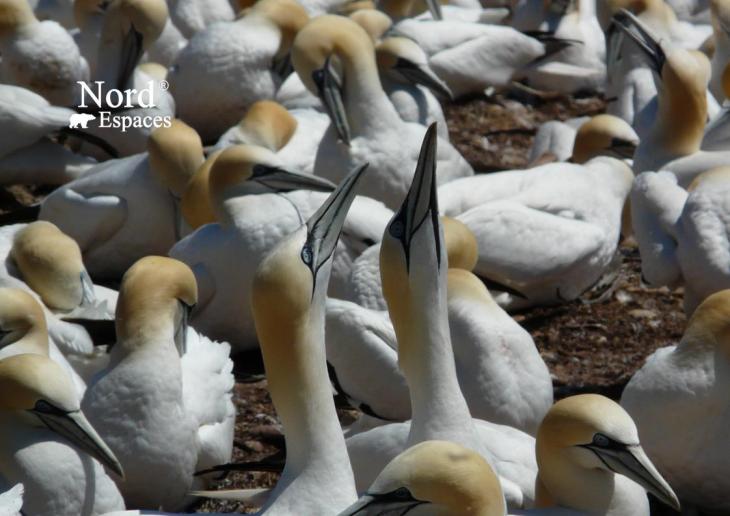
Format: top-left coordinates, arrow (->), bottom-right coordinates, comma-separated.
0,0 -> 87,105
40,120 -> 204,279
292,15 -> 472,209
0,353 -> 124,516
622,289 -> 730,512
169,0 -> 309,141
346,125 -> 538,510
535,394 -> 679,515
82,256 -> 234,510
170,143 -> 392,352
341,440 -> 506,516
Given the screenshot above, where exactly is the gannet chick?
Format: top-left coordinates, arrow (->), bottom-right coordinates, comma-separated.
534,394 -> 679,515
170,144 -> 392,352
617,12 -> 730,184
340,440 -> 506,515
169,0 -> 309,142
631,166 -> 730,313
0,0 -> 87,105
83,256 -> 233,511
621,290 -> 730,513
40,120 -> 204,279
239,163 -> 369,515
292,15 -> 473,209
0,353 -> 124,516
346,126 -> 538,509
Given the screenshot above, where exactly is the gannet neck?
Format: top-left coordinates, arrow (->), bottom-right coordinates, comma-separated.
447,269 -> 499,310
148,120 -> 204,198
181,150 -> 223,229
0,0 -> 36,38
442,217 -> 478,271
0,289 -> 49,358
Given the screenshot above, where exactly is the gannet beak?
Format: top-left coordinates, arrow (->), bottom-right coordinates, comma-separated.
607,137 -> 638,159
612,9 -> 666,74
338,490 -> 423,515
312,55 -> 351,145
251,164 -> 336,193
174,302 -> 191,356
424,0 -> 443,20
118,24 -> 144,90
387,123 -> 440,269
80,270 -> 97,307
394,59 -> 453,100
303,163 -> 369,287
585,442 -> 680,510
31,402 -> 125,478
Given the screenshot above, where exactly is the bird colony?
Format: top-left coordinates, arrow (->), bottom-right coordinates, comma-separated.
0,0 -> 728,513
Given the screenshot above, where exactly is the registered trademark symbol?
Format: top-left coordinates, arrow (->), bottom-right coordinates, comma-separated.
159,80 -> 169,91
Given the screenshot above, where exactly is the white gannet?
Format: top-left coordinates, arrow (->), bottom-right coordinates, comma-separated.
528,116 -> 590,165
169,0 -> 309,142
0,84 -> 98,185
631,166 -> 730,313
0,353 -> 124,516
529,394 -> 679,515
83,256 -> 234,511
437,157 -> 633,310
616,11 -> 730,183
621,289 -> 730,513
340,440 -> 507,515
170,144 -> 392,352
0,0 -> 87,105
40,120 -> 204,280
292,15 -> 472,210
346,126 -> 538,509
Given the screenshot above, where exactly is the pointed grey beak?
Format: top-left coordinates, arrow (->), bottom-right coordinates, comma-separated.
312,55 -> 350,145
607,137 -> 638,159
118,24 -> 144,91
302,163 -> 369,288
386,123 -> 441,270
394,59 -> 453,100
251,164 -> 336,193
32,401 -> 124,478
174,301 -> 191,356
424,0 -> 443,20
80,270 -> 97,307
612,9 -> 666,74
338,488 -> 424,515
585,442 -> 680,511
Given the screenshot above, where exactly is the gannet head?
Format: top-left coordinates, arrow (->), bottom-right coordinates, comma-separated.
0,353 -> 124,477
340,440 -> 505,515
207,144 -> 336,221
349,9 -> 392,41
537,394 -> 680,512
380,125 -> 446,356
11,221 -> 96,312
180,149 -> 223,230
252,0 -> 309,61
572,115 -> 639,164
0,288 -> 48,355
376,36 -> 453,100
235,100 -> 298,152
116,256 -> 197,356
148,119 -> 204,198
0,0 -> 36,37
252,162 -> 368,390
680,289 -> 730,352
442,217 -> 478,272
292,15 -> 377,144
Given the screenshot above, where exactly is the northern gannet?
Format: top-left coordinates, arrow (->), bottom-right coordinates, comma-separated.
346,126 -> 538,509
0,0 -> 87,105
82,256 -> 234,511
169,0 -> 310,142
40,120 -> 204,279
0,353 -> 124,516
621,289 -> 730,513
170,144 -> 391,352
291,15 -> 473,209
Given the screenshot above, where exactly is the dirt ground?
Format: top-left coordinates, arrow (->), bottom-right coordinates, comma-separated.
1,92 -> 686,514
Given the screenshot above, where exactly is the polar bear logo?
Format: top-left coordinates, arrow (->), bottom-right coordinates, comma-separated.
68,113 -> 96,129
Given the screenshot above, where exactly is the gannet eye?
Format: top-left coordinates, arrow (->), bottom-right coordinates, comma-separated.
301,245 -> 313,265
592,433 -> 610,447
